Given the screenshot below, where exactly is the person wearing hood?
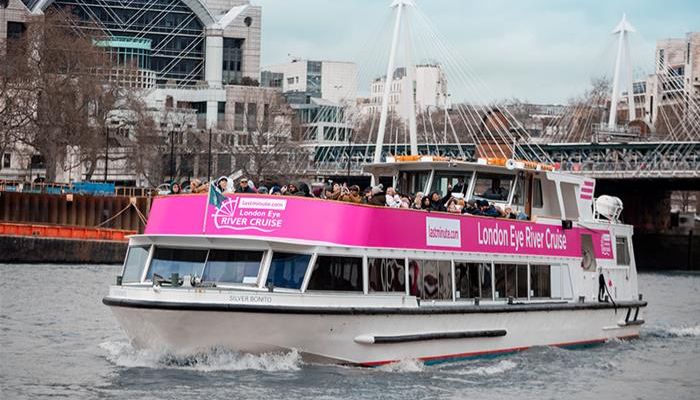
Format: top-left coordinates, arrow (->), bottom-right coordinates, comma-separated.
367,184 -> 386,207
215,177 -> 229,193
169,182 -> 182,195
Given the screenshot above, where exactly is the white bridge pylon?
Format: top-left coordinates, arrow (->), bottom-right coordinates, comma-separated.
373,0 -> 419,163
608,13 -> 637,130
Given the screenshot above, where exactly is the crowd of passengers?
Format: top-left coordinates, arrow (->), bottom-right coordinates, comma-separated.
167,176 -> 527,220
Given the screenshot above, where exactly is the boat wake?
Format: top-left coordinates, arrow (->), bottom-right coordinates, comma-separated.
99,341 -> 302,371
646,324 -> 700,338
448,360 -> 518,376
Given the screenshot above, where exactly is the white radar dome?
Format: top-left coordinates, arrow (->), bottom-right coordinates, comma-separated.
594,195 -> 624,222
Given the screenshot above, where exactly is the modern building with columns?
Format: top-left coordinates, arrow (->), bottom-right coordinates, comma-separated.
13,0 -> 262,130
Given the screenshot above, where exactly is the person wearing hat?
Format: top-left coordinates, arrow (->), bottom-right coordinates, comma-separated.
236,178 -> 255,193
257,186 -> 269,195
216,176 -> 229,193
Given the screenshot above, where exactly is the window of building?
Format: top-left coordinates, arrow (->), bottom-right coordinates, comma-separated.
409,260 -> 452,300
494,264 -> 528,299
266,252 -> 311,289
287,77 -> 295,85
7,22 -> 26,40
454,262 -> 493,300
246,103 -> 257,131
2,153 -> 10,169
222,38 -> 243,84
202,249 -> 264,284
368,258 -> 405,293
121,246 -> 150,283
530,264 -> 551,298
307,256 -> 363,291
146,247 -> 208,281
472,173 -> 514,202
615,236 -> 631,266
234,102 -> 245,131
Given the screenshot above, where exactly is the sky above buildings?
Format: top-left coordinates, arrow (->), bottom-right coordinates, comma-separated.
255,0 -> 699,104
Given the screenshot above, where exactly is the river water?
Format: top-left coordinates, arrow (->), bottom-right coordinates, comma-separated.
1,264 -> 698,400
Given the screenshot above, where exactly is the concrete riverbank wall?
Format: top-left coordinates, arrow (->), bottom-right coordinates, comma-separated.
0,236 -> 127,263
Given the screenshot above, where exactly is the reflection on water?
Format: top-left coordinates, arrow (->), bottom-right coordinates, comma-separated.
1,265 -> 699,400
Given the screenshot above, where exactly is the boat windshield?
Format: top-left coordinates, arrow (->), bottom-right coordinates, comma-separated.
146,247 -> 207,281
202,249 -> 264,284
471,173 -> 514,202
431,171 -> 473,196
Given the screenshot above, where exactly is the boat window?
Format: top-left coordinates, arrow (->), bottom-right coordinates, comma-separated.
530,264 -> 551,298
122,246 -> 150,283
368,258 -> 405,293
409,260 -> 452,300
430,171 -> 472,196
615,236 -> 631,266
398,171 -> 430,195
533,178 -> 543,208
472,173 -> 514,202
266,252 -> 311,289
581,234 -> 597,271
307,256 -> 363,291
494,264 -> 528,299
454,262 -> 492,299
146,247 -> 208,281
202,249 -> 264,284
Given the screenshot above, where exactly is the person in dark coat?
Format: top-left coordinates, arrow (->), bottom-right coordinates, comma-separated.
235,178 -> 255,193
367,185 -> 386,206
294,182 -> 313,197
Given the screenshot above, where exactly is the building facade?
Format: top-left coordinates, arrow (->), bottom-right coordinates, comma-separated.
367,64 -> 449,122
263,59 -> 358,104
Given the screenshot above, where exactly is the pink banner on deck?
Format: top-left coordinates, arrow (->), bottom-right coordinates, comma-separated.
145,194 -> 614,259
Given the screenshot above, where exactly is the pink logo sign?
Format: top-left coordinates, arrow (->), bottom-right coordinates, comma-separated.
600,234 -> 612,257
213,197 -> 287,233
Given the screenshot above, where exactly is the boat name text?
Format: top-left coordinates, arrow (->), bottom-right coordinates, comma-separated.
477,222 -> 567,251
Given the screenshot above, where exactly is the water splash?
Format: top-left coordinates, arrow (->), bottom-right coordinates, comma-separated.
377,358 -> 425,373
99,341 -> 302,371
451,360 -> 518,376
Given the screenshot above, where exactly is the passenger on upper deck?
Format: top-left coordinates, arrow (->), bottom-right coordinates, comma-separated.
169,183 -> 182,195
323,183 -> 342,200
429,191 -> 451,212
385,187 -> 401,208
294,183 -> 313,197
368,185 -> 386,207
236,178 -> 255,194
283,184 -> 298,196
339,185 -> 362,203
216,177 -> 229,193
411,192 -> 424,210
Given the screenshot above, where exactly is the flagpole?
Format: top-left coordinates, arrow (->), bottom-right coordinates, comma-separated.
202,186 -> 211,233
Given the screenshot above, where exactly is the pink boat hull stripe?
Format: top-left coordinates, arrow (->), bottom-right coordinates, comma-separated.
145,195 -> 614,259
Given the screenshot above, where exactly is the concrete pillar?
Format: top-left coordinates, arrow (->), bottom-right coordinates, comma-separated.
206,101 -> 218,129
205,28 -> 224,89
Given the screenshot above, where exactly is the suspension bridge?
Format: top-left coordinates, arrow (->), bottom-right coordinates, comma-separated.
289,0 -> 699,186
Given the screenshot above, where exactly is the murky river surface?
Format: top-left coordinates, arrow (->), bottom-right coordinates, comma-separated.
1,264 -> 698,399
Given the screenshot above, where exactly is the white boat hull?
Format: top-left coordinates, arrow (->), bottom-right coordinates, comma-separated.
106,299 -> 643,365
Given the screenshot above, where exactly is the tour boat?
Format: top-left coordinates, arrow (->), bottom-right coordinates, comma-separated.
103,158 -> 646,366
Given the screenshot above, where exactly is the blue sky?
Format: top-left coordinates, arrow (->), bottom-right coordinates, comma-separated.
254,0 -> 699,104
